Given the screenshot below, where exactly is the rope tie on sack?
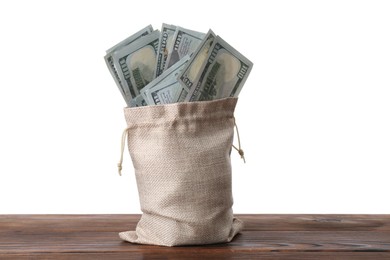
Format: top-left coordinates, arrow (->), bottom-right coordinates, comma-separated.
118,126 -> 131,176
118,117 -> 245,175
232,118 -> 246,163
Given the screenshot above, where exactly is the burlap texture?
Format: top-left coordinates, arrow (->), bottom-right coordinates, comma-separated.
119,97 -> 243,246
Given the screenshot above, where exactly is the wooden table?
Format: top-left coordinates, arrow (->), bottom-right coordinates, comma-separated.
1,214 -> 390,259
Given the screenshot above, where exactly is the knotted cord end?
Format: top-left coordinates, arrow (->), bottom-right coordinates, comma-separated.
118,126 -> 131,176
238,149 -> 246,163
232,118 -> 246,164
117,163 -> 122,176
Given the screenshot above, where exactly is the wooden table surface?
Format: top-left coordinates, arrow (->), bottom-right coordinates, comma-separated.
1,214 -> 390,259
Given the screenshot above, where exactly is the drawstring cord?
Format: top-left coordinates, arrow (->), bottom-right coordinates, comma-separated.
117,118 -> 245,176
117,126 -> 131,176
232,118 -> 246,163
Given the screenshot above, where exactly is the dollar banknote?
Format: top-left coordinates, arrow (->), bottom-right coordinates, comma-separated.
146,75 -> 192,106
154,23 -> 177,78
164,27 -> 205,71
104,25 -> 153,106
105,25 -> 153,54
177,29 -> 216,98
112,30 -> 160,101
130,94 -> 147,107
105,25 -> 254,106
184,36 -> 253,102
141,55 -> 190,105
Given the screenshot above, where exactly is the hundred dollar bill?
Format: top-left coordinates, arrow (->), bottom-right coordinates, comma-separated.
141,55 -> 190,105
144,76 -> 182,105
164,27 -> 205,71
177,29 -> 216,99
130,94 -> 147,107
112,30 -> 160,102
174,83 -> 190,103
104,25 -> 153,106
105,25 -> 153,54
154,23 -> 177,78
185,36 -> 253,102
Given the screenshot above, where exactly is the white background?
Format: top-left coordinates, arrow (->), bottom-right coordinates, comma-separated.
0,0 -> 389,214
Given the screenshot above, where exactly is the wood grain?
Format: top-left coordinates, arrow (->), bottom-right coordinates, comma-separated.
1,214 -> 389,259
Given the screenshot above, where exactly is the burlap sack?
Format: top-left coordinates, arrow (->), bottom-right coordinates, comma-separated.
118,97 -> 243,246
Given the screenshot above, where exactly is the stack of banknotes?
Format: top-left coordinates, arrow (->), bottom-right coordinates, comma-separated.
105,24 -> 253,107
